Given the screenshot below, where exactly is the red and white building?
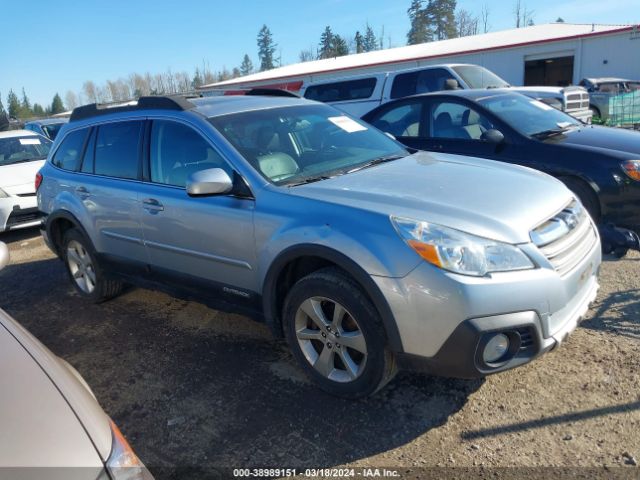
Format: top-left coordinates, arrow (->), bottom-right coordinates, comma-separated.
199,23 -> 640,94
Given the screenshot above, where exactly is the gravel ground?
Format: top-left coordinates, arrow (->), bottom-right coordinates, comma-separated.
0,229 -> 638,480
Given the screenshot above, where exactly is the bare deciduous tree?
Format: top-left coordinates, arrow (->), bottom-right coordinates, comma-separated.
65,91 -> 78,110
481,3 -> 491,33
456,9 -> 479,37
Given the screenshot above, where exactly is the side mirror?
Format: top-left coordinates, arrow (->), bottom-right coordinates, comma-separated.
186,168 -> 233,197
384,132 -> 397,141
481,129 -> 505,144
444,79 -> 460,90
0,242 -> 9,271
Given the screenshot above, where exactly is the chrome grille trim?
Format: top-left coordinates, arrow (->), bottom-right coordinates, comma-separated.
531,200 -> 597,275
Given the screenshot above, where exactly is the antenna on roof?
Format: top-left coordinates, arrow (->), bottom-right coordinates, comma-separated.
592,23 -> 595,32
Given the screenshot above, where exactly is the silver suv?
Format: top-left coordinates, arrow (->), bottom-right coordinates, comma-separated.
38,93 -> 601,398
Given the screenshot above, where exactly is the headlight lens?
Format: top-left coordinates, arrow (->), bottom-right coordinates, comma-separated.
106,420 -> 153,480
621,160 -> 640,181
0,188 -> 8,198
391,216 -> 534,277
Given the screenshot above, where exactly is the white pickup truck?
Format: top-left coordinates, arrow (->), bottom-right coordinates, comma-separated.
300,63 -> 592,123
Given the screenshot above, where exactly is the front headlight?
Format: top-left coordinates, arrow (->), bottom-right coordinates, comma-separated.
391,216 -> 534,277
0,188 -> 9,198
621,160 -> 640,181
106,420 -> 154,480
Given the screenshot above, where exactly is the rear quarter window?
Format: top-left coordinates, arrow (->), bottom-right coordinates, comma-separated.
52,129 -> 88,171
304,78 -> 377,102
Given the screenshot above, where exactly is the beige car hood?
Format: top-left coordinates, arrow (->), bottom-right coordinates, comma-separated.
0,308 -> 111,468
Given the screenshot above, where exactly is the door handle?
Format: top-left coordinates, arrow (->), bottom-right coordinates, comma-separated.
142,198 -> 164,212
75,186 -> 90,197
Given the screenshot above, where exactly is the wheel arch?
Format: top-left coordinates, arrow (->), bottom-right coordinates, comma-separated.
46,210 -> 93,257
262,244 -> 404,353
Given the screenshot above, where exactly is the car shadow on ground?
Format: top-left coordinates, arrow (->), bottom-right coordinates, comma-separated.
0,255 -> 484,478
581,288 -> 640,340
0,227 -> 41,245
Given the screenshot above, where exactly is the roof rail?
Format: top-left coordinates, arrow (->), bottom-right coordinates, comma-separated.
245,88 -> 300,98
70,95 -> 196,122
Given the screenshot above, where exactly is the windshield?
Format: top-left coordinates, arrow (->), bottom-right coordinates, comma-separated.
42,123 -> 65,140
209,104 -> 407,186
0,135 -> 52,166
452,65 -> 510,89
478,93 -> 581,137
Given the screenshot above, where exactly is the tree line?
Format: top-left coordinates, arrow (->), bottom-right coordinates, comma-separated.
0,89 -> 64,119
3,0 -> 547,119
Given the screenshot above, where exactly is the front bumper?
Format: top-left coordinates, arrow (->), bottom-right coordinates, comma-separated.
0,196 -> 42,232
374,237 -> 601,378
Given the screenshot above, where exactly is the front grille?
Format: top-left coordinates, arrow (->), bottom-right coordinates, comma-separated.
531,200 -> 597,276
564,91 -> 590,112
6,208 -> 42,229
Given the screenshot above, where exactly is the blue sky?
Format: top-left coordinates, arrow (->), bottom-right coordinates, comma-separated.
1,0 -> 638,107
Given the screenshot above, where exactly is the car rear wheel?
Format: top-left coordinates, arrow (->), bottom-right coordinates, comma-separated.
283,267 -> 396,398
63,229 -> 123,303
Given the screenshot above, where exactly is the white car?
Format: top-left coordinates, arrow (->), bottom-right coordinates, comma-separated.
0,130 -> 52,232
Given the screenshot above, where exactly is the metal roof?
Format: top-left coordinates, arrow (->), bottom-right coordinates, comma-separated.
201,23 -> 636,89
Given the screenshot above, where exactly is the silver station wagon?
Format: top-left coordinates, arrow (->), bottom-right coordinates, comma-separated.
37,92 -> 601,398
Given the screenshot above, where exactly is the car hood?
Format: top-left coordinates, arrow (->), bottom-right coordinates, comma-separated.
548,125 -> 640,156
0,160 -> 45,194
0,309 -> 110,468
289,151 -> 573,244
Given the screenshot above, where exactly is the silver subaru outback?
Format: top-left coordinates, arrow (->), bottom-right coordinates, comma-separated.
37,93 -> 601,398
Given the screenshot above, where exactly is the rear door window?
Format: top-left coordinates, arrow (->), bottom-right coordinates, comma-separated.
390,68 -> 455,99
52,129 -> 88,171
369,101 -> 424,138
429,101 -> 494,140
304,78 -> 377,102
94,121 -> 144,180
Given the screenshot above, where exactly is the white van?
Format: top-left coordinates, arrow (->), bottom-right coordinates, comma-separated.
300,63 -> 592,122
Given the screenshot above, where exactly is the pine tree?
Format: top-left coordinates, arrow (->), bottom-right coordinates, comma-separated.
0,93 -> 5,115
363,23 -> 378,52
7,90 -> 20,118
354,31 -> 364,53
240,54 -> 253,76
51,93 -> 65,115
318,26 -> 335,59
407,0 -> 433,45
32,103 -> 45,116
556,17 -> 565,23
431,0 -> 458,40
333,35 -> 349,57
257,25 -> 277,71
192,68 -> 203,89
20,88 -> 32,117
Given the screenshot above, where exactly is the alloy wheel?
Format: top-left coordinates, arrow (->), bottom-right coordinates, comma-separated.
66,240 -> 96,294
294,296 -> 368,382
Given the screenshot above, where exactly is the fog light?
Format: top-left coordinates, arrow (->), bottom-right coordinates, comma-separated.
483,333 -> 510,363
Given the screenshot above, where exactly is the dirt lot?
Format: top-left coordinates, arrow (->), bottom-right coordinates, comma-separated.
0,228 -> 638,480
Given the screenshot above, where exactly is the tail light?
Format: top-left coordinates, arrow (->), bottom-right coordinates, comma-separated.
35,172 -> 43,191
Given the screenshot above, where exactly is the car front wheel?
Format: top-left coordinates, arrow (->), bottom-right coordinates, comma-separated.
283,267 -> 396,399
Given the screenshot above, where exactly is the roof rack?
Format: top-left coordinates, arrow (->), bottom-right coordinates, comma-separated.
70,95 -> 196,122
245,88 -> 300,98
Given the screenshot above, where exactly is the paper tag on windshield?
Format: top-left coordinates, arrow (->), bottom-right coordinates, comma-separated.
19,138 -> 41,145
530,100 -> 554,111
328,116 -> 367,133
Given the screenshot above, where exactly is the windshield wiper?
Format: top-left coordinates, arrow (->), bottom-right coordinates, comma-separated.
531,126 -> 572,139
286,175 -> 335,187
345,154 -> 405,174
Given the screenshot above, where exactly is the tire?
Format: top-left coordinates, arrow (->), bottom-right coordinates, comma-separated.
559,177 -> 600,222
590,105 -> 601,119
282,267 -> 396,399
62,228 -> 123,303
614,247 -> 629,258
